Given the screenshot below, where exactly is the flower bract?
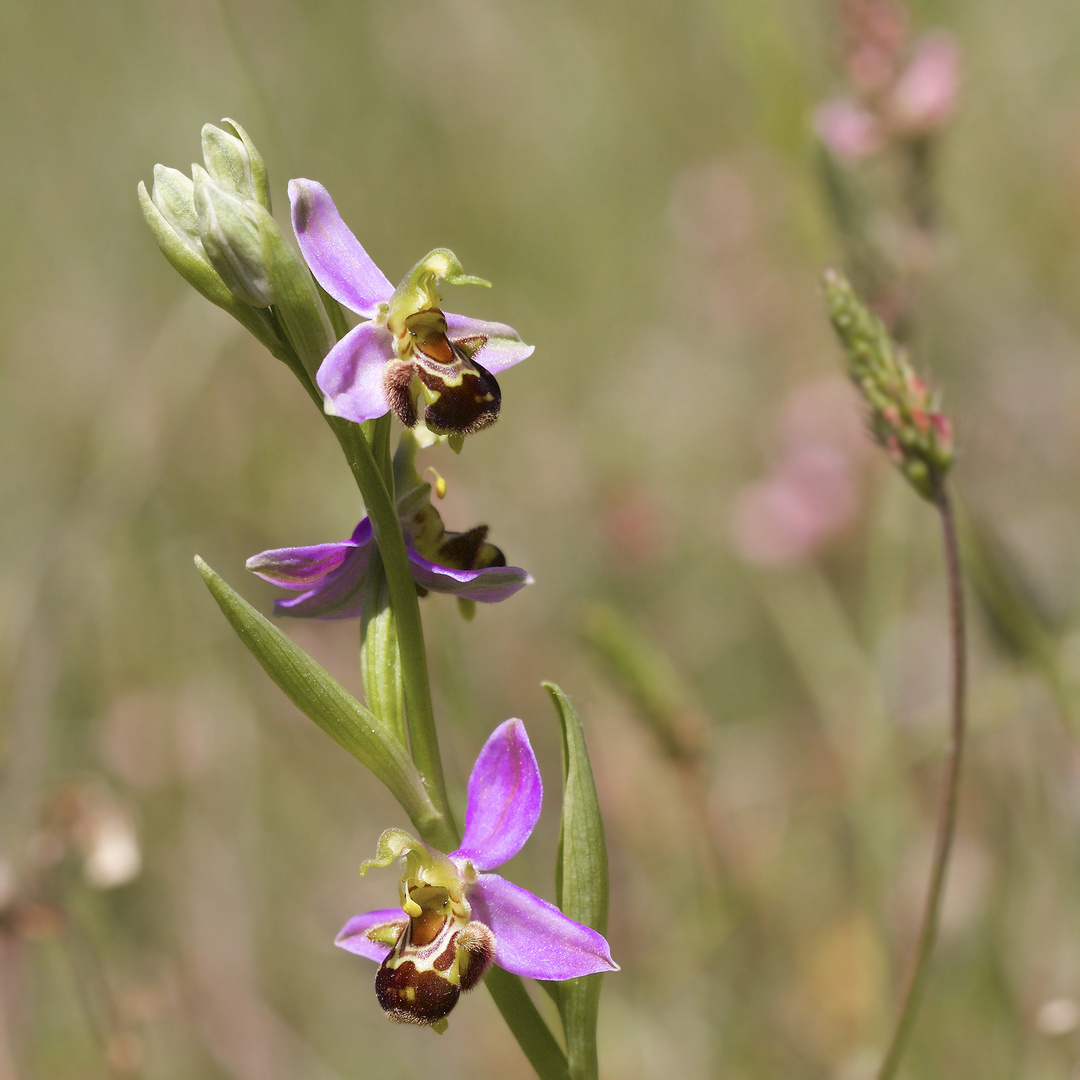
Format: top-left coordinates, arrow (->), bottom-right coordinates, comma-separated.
290,179 -> 534,435
336,719 -> 618,1028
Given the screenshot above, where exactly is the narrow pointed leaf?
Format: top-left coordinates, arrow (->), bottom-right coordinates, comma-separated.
359,555 -> 405,744
581,603 -> 705,764
196,557 -> 441,833
544,682 -> 610,1080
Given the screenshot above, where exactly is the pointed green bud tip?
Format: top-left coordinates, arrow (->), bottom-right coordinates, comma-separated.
201,123 -> 257,201
194,180 -> 275,307
822,268 -> 954,501
204,119 -> 272,212
139,178 -> 233,303
148,165 -> 200,249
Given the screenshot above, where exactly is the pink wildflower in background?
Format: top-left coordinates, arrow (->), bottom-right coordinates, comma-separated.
732,378 -> 868,567
815,0 -> 960,158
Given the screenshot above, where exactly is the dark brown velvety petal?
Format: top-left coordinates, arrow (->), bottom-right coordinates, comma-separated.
375,960 -> 461,1025
412,343 -> 502,435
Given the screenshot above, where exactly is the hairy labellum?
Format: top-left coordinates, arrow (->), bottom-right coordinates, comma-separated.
383,310 -> 502,435
374,885 -> 495,1026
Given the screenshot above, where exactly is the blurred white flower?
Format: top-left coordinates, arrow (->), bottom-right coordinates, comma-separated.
1036,997 -> 1080,1037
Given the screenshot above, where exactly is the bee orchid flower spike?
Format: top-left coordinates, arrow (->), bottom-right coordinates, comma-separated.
336,719 -> 618,1031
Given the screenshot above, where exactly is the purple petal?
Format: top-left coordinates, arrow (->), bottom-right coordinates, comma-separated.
445,313 -> 535,376
252,519 -> 375,620
451,719 -> 542,871
406,548 -> 532,604
335,908 -> 407,963
468,874 -> 618,980
289,179 -> 394,317
316,321 -> 395,423
246,540 -> 360,589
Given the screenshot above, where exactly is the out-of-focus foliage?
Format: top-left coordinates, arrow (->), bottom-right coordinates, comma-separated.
5,0 -> 1080,1076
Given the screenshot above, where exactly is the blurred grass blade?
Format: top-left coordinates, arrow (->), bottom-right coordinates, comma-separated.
960,510 -> 1076,727
581,602 -> 705,763
816,145 -> 888,309
544,681 -> 609,1080
195,556 -> 442,833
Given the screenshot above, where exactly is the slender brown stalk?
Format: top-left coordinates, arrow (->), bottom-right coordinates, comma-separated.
876,486 -> 967,1080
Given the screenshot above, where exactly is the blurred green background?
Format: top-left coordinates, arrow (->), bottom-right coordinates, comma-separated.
6,0 -> 1080,1076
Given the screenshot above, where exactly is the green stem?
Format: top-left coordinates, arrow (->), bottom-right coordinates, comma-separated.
268,333 -> 454,845
486,967 -> 570,1080
326,415 -> 456,850
876,486 -> 967,1080
272,337 -> 566,1079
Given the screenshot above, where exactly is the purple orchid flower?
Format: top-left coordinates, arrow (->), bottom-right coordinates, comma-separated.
290,179 -> 534,435
246,515 -> 530,619
336,719 -> 618,1028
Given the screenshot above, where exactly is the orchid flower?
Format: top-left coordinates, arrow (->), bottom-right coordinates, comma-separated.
246,515 -> 528,618
336,719 -> 617,1029
290,179 -> 534,436
246,435 -> 531,618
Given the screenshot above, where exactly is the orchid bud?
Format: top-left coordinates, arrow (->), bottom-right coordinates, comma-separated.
201,119 -> 271,211
139,165 -> 223,299
147,165 -> 201,253
194,178 -> 275,308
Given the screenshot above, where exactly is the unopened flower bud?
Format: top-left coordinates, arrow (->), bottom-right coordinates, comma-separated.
140,164 -> 220,291
194,179 -> 275,308
139,121 -> 297,359
201,119 -> 271,211
824,268 -> 953,499
148,165 -> 202,252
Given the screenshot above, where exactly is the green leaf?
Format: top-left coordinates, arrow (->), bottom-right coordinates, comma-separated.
196,557 -> 443,835
543,681 -> 609,1080
359,556 -> 405,745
